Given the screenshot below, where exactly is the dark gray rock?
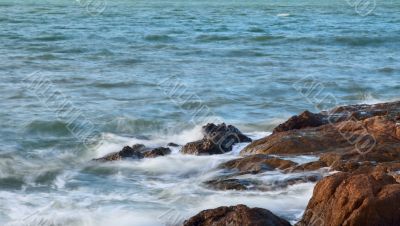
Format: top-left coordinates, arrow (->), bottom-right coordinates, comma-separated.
94,144 -> 171,161
181,123 -> 252,155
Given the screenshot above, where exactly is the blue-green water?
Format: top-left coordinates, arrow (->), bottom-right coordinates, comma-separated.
0,0 -> 399,225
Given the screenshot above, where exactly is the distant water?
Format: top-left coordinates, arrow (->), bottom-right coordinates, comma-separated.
0,0 -> 399,225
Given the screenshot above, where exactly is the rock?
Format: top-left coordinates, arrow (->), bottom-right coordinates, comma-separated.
205,155 -> 318,192
287,161 -> 328,172
180,139 -> 223,155
143,147 -> 171,158
167,142 -> 180,147
202,123 -> 252,143
94,144 -> 171,161
204,179 -> 251,191
205,175 -> 321,191
241,116 -> 400,160
220,154 -> 297,175
205,172 -> 321,192
274,110 -> 327,133
274,101 -> 400,133
183,205 -> 291,226
283,175 -> 320,185
94,144 -> 146,161
296,168 -> 400,226
181,123 -> 251,155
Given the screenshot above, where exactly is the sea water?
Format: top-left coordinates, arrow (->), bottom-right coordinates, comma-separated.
0,0 -> 399,225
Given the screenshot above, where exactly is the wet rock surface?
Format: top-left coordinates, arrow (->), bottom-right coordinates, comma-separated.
92,101 -> 400,225
233,101 -> 400,226
241,113 -> 400,158
204,178 -> 251,191
183,204 -> 292,226
94,144 -> 171,161
142,147 -> 171,158
219,154 -> 297,175
181,123 -> 251,155
274,101 -> 400,133
205,173 -> 322,191
296,167 -> 400,226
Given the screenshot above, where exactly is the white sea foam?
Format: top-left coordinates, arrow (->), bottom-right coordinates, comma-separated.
359,94 -> 400,105
93,125 -> 204,158
0,126 -> 317,226
277,13 -> 290,17
277,155 -> 320,164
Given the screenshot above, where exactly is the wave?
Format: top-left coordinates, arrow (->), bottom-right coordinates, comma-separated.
144,34 -> 175,42
226,49 -> 270,57
196,34 -> 234,42
247,27 -> 265,33
92,125 -> 204,158
34,34 -> 70,42
92,81 -> 136,89
285,36 -> 399,47
0,122 -> 318,226
25,120 -> 73,136
250,35 -> 285,42
377,67 -> 396,73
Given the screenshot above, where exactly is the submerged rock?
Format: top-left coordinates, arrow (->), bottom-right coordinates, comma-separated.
296,167 -> 400,226
143,147 -> 171,158
183,204 -> 291,226
181,123 -> 251,155
287,160 -> 328,173
94,144 -> 171,161
204,178 -> 251,191
205,155 -> 321,191
167,142 -> 180,147
205,174 -> 321,192
219,154 -> 297,175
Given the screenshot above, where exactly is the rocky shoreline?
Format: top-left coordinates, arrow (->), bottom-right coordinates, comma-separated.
95,100 -> 400,226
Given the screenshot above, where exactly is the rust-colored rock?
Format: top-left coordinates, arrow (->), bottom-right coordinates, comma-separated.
183,204 -> 291,226
274,101 -> 400,133
274,110 -> 327,133
241,116 -> 400,161
296,168 -> 400,226
220,154 -> 297,174
287,160 -> 328,172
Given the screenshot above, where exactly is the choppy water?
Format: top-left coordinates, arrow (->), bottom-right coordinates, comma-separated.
0,0 -> 399,225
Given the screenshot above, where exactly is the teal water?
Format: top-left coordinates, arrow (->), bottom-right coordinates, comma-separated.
0,0 -> 399,225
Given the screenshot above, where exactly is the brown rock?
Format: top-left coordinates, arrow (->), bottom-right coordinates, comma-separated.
283,175 -> 321,186
241,116 -> 400,161
183,205 -> 291,226
143,147 -> 171,158
274,101 -> 400,133
274,110 -> 327,133
181,123 -> 251,155
296,168 -> 400,226
220,154 -> 297,174
287,160 -> 328,172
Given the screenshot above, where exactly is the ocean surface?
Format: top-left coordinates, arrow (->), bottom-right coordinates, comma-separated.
0,0 -> 399,225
